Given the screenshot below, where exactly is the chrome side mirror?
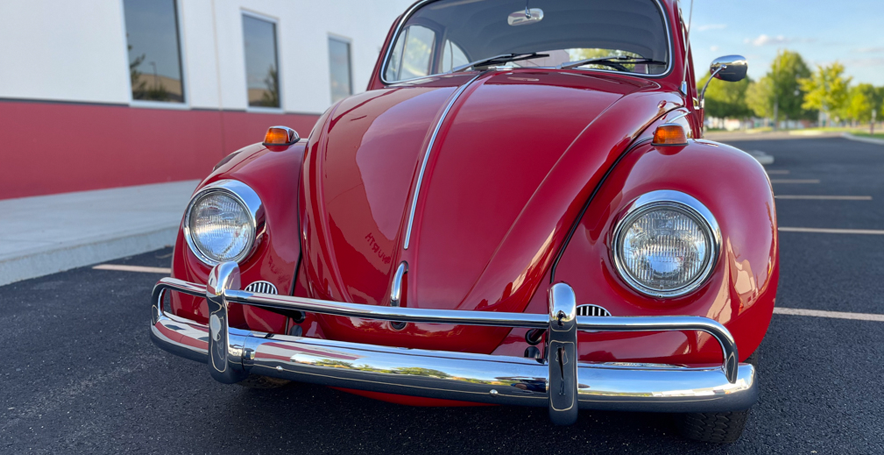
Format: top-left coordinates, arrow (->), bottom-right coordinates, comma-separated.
710,55 -> 748,82
699,55 -> 748,107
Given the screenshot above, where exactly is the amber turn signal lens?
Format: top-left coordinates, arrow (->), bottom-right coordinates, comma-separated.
652,124 -> 688,146
263,126 -> 299,146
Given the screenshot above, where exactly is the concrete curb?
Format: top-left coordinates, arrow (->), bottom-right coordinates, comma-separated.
0,226 -> 177,286
842,133 -> 884,146
0,180 -> 196,286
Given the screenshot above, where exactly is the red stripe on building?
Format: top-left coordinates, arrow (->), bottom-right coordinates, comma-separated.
0,99 -> 319,200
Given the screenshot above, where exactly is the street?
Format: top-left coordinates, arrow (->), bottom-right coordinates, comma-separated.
2,136 -> 882,454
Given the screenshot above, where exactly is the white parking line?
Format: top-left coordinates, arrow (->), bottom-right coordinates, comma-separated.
775,195 -> 872,200
775,307 -> 884,322
770,179 -> 821,184
779,227 -> 884,235
93,264 -> 171,274
766,170 -> 790,175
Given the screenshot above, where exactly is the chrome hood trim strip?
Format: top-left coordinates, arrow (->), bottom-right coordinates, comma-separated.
403,71 -> 485,249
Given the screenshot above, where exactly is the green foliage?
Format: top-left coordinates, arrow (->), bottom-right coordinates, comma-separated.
768,50 -> 813,120
746,76 -> 774,119
128,42 -> 149,98
259,66 -> 280,108
740,50 -> 813,123
569,48 -> 641,71
697,75 -> 752,118
799,62 -> 852,119
142,83 -> 170,102
845,83 -> 878,123
129,43 -> 172,102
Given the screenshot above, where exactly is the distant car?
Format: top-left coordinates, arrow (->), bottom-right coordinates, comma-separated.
151,0 -> 776,443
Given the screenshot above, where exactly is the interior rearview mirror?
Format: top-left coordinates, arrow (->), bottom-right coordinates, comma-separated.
508,8 -> 544,26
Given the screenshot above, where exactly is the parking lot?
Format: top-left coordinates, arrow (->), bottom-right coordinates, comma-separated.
2,136 -> 882,454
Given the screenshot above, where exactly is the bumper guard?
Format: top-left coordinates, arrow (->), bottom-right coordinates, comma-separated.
150,262 -> 756,425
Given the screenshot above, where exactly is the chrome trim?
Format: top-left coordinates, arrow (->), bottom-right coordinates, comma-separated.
390,262 -> 408,307
183,179 -> 263,266
577,304 -> 611,317
699,65 -> 725,104
389,261 -> 408,330
668,111 -> 690,123
700,55 -> 748,109
611,190 -> 721,299
403,72 -> 485,249
151,268 -> 755,418
547,283 -> 578,425
206,262 -> 248,384
154,264 -> 738,377
245,281 -> 278,295
380,0 -> 674,85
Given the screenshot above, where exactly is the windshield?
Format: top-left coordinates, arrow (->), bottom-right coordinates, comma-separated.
383,0 -> 670,82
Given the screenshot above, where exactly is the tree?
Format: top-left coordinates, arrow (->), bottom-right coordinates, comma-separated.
746,76 -> 775,119
799,62 -> 852,123
260,66 -> 280,107
128,43 -> 148,97
738,50 -> 812,127
768,50 -> 813,124
845,83 -> 877,124
697,75 -> 752,119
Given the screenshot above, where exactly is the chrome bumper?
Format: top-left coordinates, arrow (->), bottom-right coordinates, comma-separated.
150,262 -> 757,425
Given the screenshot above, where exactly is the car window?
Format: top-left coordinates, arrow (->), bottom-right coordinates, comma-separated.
440,39 -> 469,72
384,0 -> 669,82
385,25 -> 436,81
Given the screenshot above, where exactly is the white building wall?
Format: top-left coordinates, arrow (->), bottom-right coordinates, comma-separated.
0,0 -> 413,113
0,0 -> 132,104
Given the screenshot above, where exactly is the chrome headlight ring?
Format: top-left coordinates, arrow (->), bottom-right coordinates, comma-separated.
611,190 -> 721,298
183,179 -> 264,266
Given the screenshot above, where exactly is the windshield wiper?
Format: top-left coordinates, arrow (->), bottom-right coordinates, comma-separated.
450,52 -> 549,73
559,56 -> 666,71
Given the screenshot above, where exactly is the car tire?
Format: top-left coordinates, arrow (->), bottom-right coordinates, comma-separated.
674,350 -> 759,443
235,374 -> 292,389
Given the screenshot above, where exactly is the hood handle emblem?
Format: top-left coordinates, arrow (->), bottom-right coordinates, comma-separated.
390,262 -> 408,307
389,262 -> 408,330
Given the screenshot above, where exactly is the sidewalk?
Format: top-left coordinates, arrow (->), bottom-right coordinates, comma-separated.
0,180 -> 198,286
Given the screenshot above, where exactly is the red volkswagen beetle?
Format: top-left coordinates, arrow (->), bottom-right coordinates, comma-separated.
151,0 -> 776,443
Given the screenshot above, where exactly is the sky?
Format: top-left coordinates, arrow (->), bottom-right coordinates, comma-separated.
687,0 -> 884,86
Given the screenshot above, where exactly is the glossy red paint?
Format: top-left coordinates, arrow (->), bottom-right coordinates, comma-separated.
170,141 -> 306,333
299,70 -> 687,354
0,99 -> 318,200
167,0 -> 777,408
540,136 -> 777,365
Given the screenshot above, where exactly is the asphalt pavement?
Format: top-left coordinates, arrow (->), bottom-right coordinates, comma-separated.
1,136 -> 882,454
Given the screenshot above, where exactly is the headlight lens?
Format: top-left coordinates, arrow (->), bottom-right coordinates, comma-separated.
185,181 -> 261,265
613,193 -> 718,297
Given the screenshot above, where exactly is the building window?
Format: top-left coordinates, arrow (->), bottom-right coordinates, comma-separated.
123,0 -> 185,103
328,37 -> 352,103
242,14 -> 280,109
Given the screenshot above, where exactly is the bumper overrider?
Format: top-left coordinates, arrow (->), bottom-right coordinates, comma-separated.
150,262 -> 757,425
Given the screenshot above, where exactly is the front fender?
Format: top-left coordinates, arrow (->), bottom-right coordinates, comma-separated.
169,142 -> 305,333
542,138 -> 778,365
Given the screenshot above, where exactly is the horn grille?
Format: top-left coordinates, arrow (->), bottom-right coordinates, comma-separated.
576,304 -> 612,317
244,280 -> 278,295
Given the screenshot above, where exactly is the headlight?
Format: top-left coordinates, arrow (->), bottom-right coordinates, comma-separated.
612,191 -> 719,298
184,180 -> 263,265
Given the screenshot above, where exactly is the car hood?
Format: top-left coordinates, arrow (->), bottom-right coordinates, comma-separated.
299,70 -> 684,352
